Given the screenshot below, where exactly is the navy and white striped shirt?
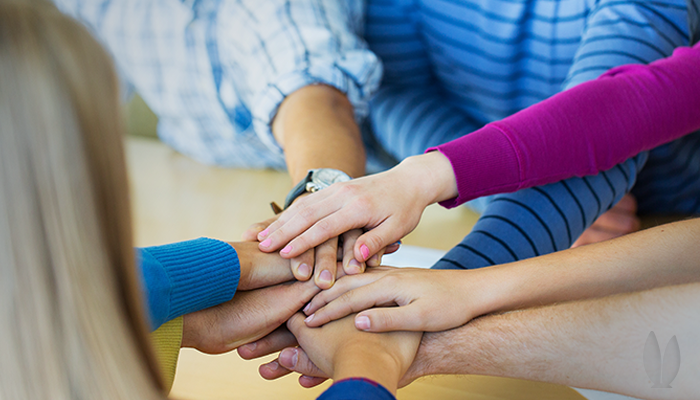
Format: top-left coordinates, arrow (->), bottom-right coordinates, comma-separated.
54,0 -> 699,170
364,0 -> 699,162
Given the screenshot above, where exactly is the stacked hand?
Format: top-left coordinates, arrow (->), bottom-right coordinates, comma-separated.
252,152 -> 457,288
235,264 -> 508,393
246,313 -> 422,394
180,241 -> 318,354
245,215 -> 371,289
301,266 -> 501,333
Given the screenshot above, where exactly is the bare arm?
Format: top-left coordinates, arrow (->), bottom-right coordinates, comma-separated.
488,218 -> 700,312
254,84 -> 367,288
272,84 -> 365,182
409,282 -> 700,399
304,219 -> 700,332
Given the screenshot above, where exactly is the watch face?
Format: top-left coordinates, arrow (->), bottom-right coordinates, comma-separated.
309,169 -> 351,191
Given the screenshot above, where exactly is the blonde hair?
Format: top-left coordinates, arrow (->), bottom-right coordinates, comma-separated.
0,2 -> 165,399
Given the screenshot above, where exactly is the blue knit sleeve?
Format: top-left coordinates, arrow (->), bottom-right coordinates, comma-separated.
137,238 -> 240,331
318,379 -> 396,400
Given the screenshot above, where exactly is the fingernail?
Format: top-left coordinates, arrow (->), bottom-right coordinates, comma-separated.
268,361 -> 279,371
260,239 -> 272,248
298,263 -> 311,279
304,313 -> 315,324
319,270 -> 332,285
281,245 -> 293,255
368,254 -> 381,266
355,315 -> 370,330
242,342 -> 257,352
346,259 -> 362,274
280,348 -> 298,368
360,244 -> 370,260
258,228 -> 270,239
303,303 -> 311,314
392,240 -> 402,246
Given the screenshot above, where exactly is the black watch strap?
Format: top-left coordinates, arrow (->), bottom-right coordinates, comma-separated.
284,170 -> 314,209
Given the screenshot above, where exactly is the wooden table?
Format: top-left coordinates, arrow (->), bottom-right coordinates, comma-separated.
126,137 -> 585,400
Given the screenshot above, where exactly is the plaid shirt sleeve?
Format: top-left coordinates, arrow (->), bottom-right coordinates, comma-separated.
53,0 -> 382,164
217,0 -> 383,153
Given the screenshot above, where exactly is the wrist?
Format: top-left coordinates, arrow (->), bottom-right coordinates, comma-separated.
464,267 -> 522,317
333,343 -> 402,394
181,311 -> 203,349
397,152 -> 458,206
410,320 -> 494,379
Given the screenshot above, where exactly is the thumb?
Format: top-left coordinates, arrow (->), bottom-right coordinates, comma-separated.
278,347 -> 329,379
354,223 -> 403,263
354,306 -> 424,333
273,280 -> 321,316
286,312 -> 307,336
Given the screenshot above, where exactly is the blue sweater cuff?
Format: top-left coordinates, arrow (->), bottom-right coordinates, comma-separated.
318,379 -> 396,400
138,238 -> 240,330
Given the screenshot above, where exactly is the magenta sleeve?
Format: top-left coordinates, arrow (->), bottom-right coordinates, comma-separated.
430,43 -> 700,209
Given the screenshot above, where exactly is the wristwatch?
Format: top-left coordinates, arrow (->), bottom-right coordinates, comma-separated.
284,168 -> 352,209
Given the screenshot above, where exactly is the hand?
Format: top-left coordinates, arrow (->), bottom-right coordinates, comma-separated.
228,241 -> 295,290
257,152 -> 457,265
304,267 -> 501,333
239,326 -> 330,388
181,279 -> 320,354
572,193 -> 640,248
250,323 -> 441,389
280,313 -> 422,394
244,215 -> 365,289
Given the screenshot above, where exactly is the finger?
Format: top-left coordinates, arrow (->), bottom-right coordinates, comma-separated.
237,327 -> 298,360
303,272 -> 386,316
286,312 -> 308,336
353,305 -> 428,333
341,229 -> 365,275
314,237 -> 338,289
305,282 -> 398,327
267,206 -> 367,259
256,195 -> 320,241
258,191 -> 342,254
385,241 -> 402,255
243,215 -> 278,242
354,221 -> 405,263
278,347 -> 328,378
291,249 -> 314,281
366,247 -> 386,268
233,241 -> 295,290
219,280 -> 320,351
335,261 -> 348,280
299,375 -> 328,388
259,359 -> 293,380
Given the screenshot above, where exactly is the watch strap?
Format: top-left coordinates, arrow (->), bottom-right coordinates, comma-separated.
284,170 -> 314,209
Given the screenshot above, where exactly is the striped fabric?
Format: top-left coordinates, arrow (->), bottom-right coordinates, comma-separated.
358,0 -> 699,270
365,0 -> 696,158
55,0 -> 700,270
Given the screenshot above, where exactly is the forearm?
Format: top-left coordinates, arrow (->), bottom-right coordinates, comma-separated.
138,238 -> 240,330
333,346 -> 403,394
483,218 -> 700,313
434,44 -> 700,208
273,84 -> 365,183
418,283 -> 700,399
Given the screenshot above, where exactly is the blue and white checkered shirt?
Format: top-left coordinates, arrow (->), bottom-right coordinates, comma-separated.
54,0 -> 382,169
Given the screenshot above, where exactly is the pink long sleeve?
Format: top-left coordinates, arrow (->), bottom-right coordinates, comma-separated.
431,44 -> 700,208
